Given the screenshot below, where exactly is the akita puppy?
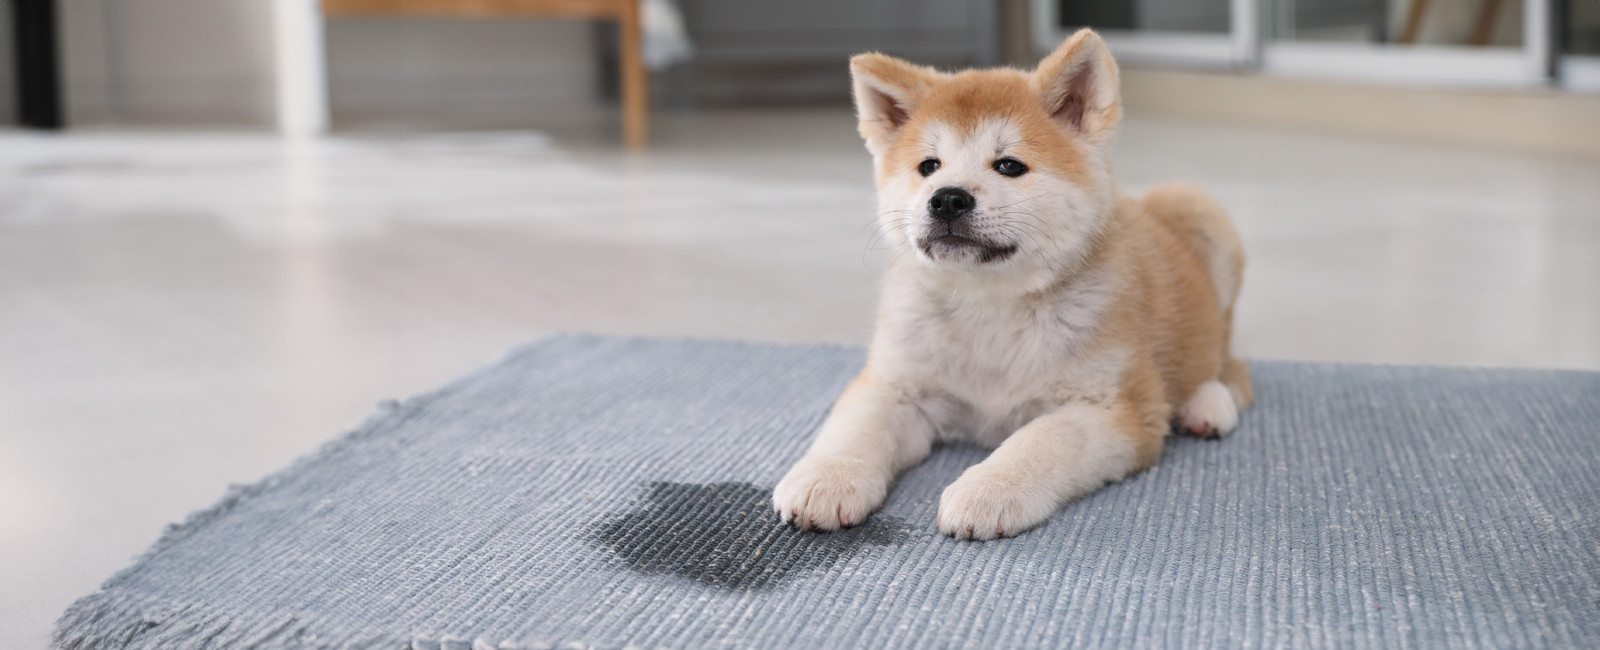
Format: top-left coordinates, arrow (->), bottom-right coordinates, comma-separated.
773,29 -> 1254,540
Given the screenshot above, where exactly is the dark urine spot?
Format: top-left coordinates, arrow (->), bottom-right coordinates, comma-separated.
592,482 -> 910,590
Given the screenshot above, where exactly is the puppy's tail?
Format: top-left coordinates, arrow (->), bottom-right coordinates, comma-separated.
1142,182 -> 1245,314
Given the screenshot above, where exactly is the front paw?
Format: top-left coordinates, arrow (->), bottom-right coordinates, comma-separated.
772,455 -> 888,531
936,468 -> 1058,541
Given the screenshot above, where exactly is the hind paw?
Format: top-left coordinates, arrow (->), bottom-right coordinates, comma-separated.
1178,380 -> 1239,438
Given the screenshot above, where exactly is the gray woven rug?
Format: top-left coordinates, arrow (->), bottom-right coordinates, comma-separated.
55,335 -> 1600,649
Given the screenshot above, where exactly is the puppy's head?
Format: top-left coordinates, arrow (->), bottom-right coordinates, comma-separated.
853,29 -> 1121,275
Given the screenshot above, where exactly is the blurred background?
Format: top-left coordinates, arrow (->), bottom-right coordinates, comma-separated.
2,0 -> 1598,647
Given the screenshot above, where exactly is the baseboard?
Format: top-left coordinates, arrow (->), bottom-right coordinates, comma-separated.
1121,67 -> 1600,158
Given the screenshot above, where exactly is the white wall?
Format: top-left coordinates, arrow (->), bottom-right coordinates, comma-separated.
59,0 -> 277,125
324,17 -> 599,129
50,0 -> 597,128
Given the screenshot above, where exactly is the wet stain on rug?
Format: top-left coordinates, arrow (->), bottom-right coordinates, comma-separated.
592,482 -> 913,590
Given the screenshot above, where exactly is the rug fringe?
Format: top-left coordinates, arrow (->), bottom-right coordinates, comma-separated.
50,590 -> 394,649
53,590 -> 599,650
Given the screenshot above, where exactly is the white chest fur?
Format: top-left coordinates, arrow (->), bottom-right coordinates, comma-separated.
874,266 -> 1125,446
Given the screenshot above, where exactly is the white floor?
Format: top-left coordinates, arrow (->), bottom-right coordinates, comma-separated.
2,109 -> 1598,646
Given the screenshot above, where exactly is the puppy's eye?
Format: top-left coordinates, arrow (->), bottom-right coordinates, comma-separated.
917,159 -> 941,177
993,158 -> 1028,177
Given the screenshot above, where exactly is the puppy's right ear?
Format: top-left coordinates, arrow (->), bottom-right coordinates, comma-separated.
850,53 -> 940,155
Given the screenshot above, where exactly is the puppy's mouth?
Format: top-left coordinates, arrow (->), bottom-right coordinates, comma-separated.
918,229 -> 1018,264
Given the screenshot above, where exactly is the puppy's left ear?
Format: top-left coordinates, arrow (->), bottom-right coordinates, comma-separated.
1033,29 -> 1121,142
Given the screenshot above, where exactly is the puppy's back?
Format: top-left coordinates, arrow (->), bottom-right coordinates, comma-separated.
1140,182 -> 1246,313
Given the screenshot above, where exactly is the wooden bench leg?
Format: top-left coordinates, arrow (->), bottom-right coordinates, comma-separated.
618,0 -> 648,149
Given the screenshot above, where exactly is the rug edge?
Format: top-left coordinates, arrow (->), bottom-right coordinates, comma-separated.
51,590 -> 406,650
48,333 -> 609,649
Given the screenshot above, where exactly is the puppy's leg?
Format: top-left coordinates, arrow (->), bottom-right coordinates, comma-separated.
1220,356 -> 1254,411
773,373 -> 934,531
1182,294 -> 1254,437
937,401 -> 1153,540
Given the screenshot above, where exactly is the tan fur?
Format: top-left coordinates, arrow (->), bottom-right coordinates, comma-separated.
773,29 -> 1253,540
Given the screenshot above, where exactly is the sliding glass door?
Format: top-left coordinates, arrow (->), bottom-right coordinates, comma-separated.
1033,0 -> 1588,89
1263,0 -> 1551,87
1031,0 -> 1259,68
1560,0 -> 1600,91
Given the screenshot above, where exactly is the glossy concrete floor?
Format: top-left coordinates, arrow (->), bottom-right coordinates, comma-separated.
3,109 -> 1598,646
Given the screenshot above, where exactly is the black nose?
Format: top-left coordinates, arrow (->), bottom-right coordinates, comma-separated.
928,187 -> 976,223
